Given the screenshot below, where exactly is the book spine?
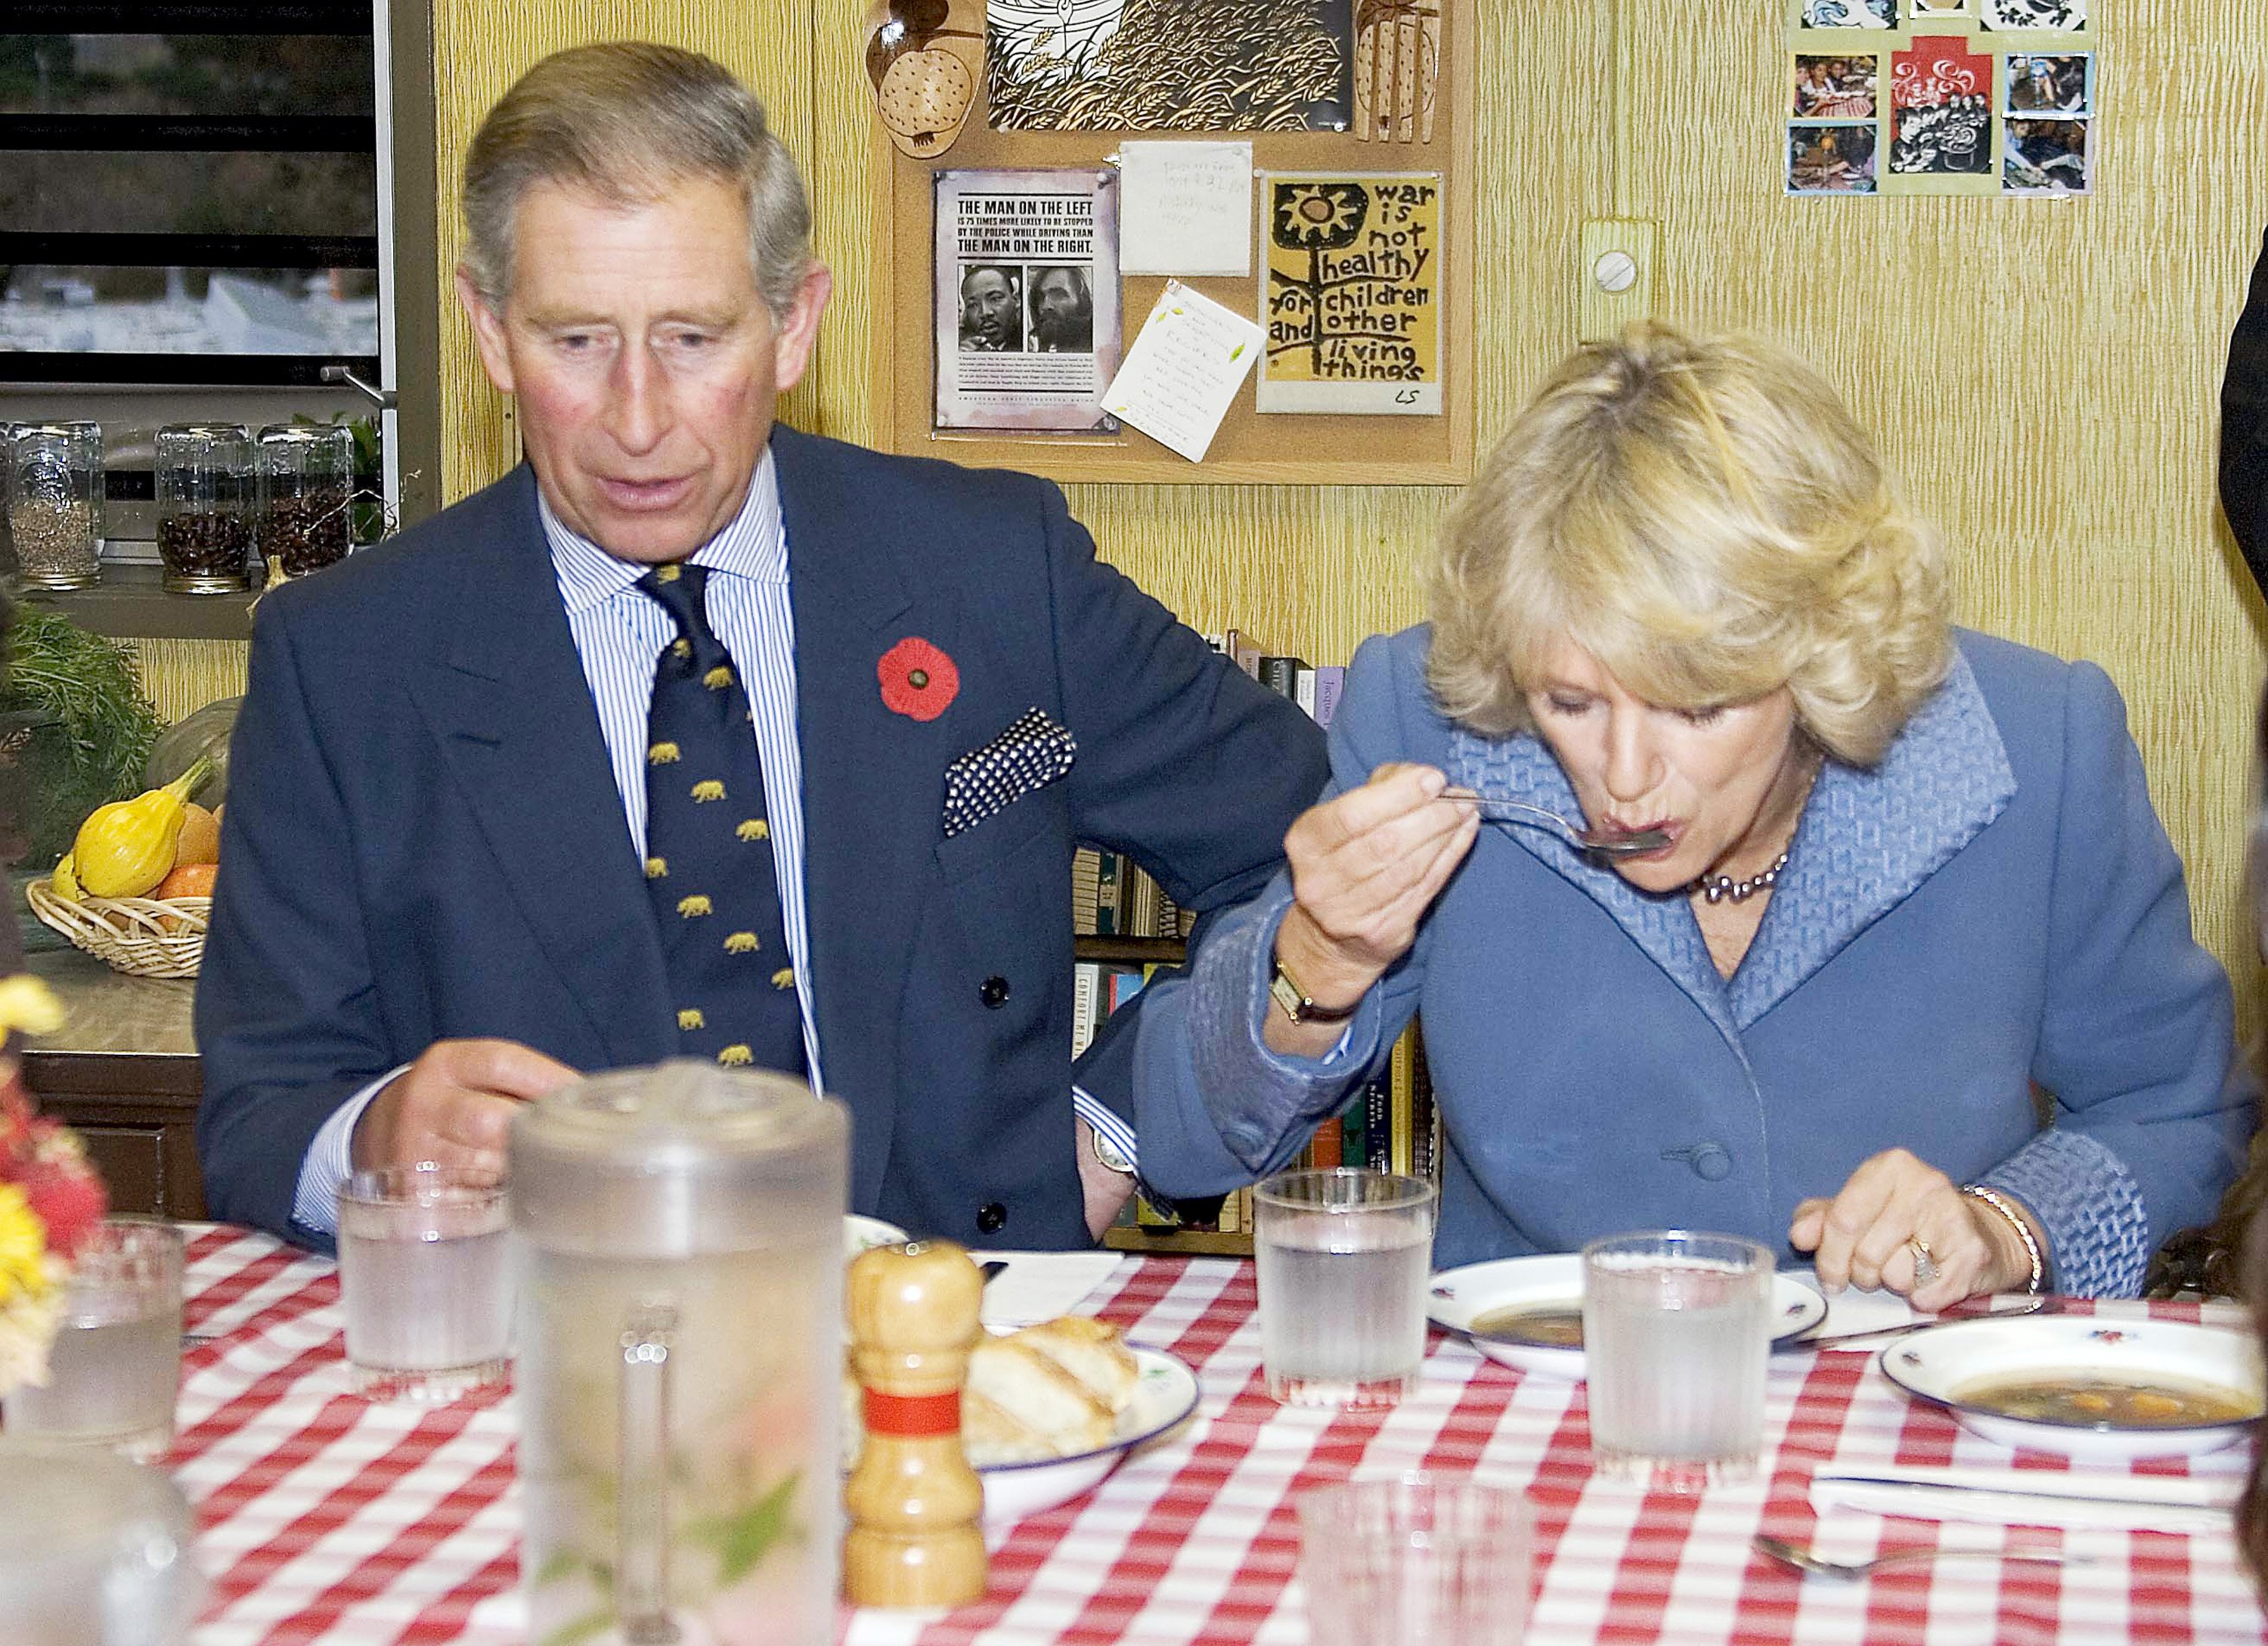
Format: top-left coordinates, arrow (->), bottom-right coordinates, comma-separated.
1225,628 -> 1266,680
1309,1114 -> 1343,1170
1256,655 -> 1307,700
1340,1086 -> 1367,1172
1389,1024 -> 1416,1177
1364,1077 -> 1393,1171
1093,851 -> 1122,935
1311,665 -> 1346,729
1072,845 -> 1101,935
1294,663 -> 1318,721
1071,962 -> 1101,1058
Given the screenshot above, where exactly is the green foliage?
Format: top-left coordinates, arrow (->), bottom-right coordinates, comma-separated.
0,606 -> 165,869
687,1470 -> 803,1585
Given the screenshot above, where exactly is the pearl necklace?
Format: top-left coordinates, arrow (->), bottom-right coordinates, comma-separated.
1693,849 -> 1789,905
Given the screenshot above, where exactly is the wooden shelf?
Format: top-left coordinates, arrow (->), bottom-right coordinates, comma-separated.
21,563 -> 258,640
1104,1226 -> 1252,1257
1074,935 -> 1185,966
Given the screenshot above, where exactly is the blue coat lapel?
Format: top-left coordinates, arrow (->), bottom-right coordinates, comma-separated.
773,427 -> 940,1209
1446,651 -> 2016,1040
404,466 -> 677,1068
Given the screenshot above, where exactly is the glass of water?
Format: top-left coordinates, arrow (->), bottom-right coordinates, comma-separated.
1297,1474 -> 1530,1646
2,1217 -> 185,1461
1253,1168 -> 1436,1409
337,1165 -> 511,1403
1582,1230 -> 1773,1490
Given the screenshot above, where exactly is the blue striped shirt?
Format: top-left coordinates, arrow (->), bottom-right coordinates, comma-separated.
293,449 -> 1133,1235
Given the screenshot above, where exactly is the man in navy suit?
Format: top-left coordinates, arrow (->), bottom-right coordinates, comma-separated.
194,42 -> 1324,1253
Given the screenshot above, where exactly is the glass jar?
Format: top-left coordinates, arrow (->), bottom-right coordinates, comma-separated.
0,1443 -> 204,1644
156,423 -> 253,594
8,422 -> 104,591
256,423 -> 355,580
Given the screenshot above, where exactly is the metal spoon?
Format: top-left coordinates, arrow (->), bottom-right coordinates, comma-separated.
1445,789 -> 1672,857
1753,1533 -> 2082,1582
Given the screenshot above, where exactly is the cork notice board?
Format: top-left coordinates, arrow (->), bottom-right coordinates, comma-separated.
864,0 -> 1473,485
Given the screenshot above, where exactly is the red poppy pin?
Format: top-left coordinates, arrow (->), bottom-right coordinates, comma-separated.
878,637 -> 959,722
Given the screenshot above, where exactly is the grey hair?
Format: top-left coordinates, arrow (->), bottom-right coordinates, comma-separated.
460,42 -> 813,323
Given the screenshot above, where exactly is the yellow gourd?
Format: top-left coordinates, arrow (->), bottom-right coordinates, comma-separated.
72,757 -> 212,900
50,853 -> 79,902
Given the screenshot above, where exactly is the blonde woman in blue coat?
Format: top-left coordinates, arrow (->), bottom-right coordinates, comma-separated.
1133,322 -> 2251,1303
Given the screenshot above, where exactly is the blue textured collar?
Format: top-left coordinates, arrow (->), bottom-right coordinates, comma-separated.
1445,649 -> 2015,1040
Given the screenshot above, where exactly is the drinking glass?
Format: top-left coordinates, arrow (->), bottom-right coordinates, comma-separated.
2,1217 -> 185,1461
1297,1474 -> 1530,1646
0,1443 -> 204,1644
337,1165 -> 511,1402
1253,1167 -> 1436,1408
1582,1230 -> 1773,1489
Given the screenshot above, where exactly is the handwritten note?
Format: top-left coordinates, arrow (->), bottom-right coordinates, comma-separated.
1100,280 -> 1263,463
1120,141 -> 1253,276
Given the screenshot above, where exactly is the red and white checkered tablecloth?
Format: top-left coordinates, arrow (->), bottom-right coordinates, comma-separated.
165,1225 -> 2267,1644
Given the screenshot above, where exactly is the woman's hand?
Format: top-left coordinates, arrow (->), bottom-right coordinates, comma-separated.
1789,1148 -> 2040,1311
1265,763 -> 1477,1055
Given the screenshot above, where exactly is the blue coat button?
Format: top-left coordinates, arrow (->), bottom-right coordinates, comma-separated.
1689,1142 -> 1733,1181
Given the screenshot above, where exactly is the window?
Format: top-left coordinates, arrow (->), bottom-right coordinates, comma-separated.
0,5 -> 382,386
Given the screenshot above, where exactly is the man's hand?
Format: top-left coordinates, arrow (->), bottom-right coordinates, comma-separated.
350,1038 -> 581,1181
1075,1115 -> 1137,1241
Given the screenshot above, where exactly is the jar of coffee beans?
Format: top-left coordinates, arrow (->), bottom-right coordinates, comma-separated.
256,423 -> 354,579
8,422 -> 104,591
157,423 -> 254,594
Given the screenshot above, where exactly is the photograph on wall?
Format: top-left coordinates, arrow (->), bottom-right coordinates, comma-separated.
1888,34 -> 1993,178
1792,54 -> 1879,118
1983,0 -> 2084,29
2006,52 -> 2088,114
934,169 -> 1124,431
1802,0 -> 1894,29
987,0 -> 1355,133
1786,122 -> 1878,193
1257,172 -> 1441,414
1352,0 -> 1443,143
2003,116 -> 2090,193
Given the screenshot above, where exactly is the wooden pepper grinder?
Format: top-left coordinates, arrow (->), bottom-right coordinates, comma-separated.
843,1238 -> 988,1608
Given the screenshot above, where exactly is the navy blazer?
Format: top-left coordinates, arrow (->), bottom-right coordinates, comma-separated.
194,427 -> 1326,1251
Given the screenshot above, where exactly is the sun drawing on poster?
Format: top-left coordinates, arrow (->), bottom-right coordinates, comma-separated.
1277,183 -> 1365,246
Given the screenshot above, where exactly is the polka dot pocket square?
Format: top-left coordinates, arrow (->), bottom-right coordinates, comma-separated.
942,707 -> 1077,838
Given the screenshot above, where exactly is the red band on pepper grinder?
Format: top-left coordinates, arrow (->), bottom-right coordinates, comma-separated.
864,1387 -> 962,1438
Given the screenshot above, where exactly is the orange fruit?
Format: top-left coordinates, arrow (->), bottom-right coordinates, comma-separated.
156,861 -> 217,900
174,803 -> 220,866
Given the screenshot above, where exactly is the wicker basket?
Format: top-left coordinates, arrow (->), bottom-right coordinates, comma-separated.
26,878 -> 209,979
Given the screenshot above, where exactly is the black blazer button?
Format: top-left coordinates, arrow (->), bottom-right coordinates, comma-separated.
977,1201 -> 1007,1234
980,975 -> 1011,1008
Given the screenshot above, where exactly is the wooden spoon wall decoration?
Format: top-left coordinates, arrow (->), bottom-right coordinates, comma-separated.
868,0 -> 987,160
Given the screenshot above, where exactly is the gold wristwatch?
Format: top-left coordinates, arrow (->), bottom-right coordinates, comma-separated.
1269,953 -> 1362,1025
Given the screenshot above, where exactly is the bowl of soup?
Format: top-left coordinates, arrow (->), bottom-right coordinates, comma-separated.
1882,1314 -> 2266,1461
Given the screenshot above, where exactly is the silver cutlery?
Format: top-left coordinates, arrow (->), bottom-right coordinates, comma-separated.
1753,1533 -> 2081,1582
1774,1295 -> 2054,1353
1444,789 -> 1672,857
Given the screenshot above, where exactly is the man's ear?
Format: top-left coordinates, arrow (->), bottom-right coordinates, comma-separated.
771,262 -> 833,396
455,266 -> 517,396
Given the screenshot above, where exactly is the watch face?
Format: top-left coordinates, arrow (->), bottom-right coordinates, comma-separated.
1092,1132 -> 1136,1175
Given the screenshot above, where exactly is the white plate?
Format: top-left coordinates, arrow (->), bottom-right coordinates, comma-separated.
1427,1254 -> 1827,1381
1880,1315 -> 2266,1461
979,1345 -> 1201,1524
844,1214 -> 909,1257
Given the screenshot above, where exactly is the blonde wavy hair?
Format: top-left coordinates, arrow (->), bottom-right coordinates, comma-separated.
1428,322 -> 1951,767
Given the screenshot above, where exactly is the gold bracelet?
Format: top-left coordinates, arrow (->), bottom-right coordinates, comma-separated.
1961,1183 -> 2044,1294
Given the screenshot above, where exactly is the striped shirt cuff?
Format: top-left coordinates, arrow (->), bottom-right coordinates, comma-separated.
290,1066 -> 407,1237
1072,1084 -> 1139,1171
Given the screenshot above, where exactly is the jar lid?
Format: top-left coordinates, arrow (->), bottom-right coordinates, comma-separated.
510,1060 -> 848,1256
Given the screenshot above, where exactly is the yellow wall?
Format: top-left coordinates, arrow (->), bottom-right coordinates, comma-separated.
400,0 -> 2266,1027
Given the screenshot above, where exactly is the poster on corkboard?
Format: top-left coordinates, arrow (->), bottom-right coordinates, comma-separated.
862,0 -> 1473,485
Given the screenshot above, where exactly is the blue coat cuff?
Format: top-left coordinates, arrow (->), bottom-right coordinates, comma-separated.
1978,1128 -> 2149,1297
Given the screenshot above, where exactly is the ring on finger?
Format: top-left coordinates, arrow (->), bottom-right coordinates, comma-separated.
1907,1236 -> 1941,1287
